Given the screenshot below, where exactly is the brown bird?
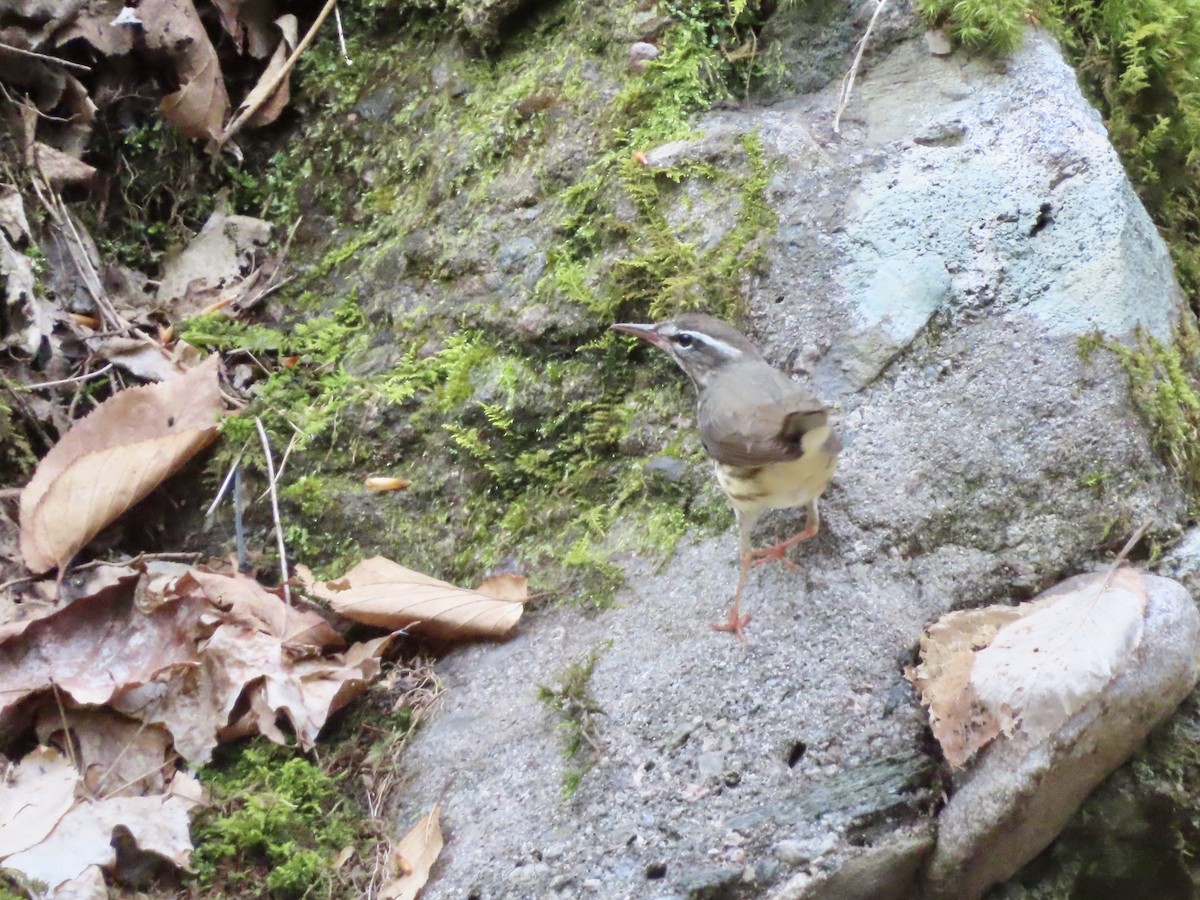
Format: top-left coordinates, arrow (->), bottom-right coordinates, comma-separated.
611,313 -> 841,639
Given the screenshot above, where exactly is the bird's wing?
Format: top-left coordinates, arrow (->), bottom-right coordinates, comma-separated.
698,370 -> 831,468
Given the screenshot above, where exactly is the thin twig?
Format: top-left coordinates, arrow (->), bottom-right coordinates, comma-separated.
0,41 -> 92,72
234,463 -> 248,571
218,0 -> 340,147
254,416 -> 291,604
833,0 -> 889,135
1103,516 -> 1155,585
20,362 -> 113,391
256,422 -> 302,502
334,4 -> 352,64
206,445 -> 247,517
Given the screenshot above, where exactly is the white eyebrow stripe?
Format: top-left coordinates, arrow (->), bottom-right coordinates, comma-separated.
694,335 -> 743,359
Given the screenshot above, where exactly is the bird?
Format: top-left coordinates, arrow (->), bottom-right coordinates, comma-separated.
611,313 -> 841,640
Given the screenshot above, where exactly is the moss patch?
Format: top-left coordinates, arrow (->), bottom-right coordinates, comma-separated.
184,0 -> 784,601
537,641 -> 610,796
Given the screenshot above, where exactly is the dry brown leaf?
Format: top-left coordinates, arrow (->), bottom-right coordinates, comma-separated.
31,142 -> 96,187
53,0 -> 135,57
0,184 -> 29,243
380,804 -> 444,900
156,210 -> 272,314
140,0 -> 230,141
971,568 -> 1147,743
212,0 -> 280,57
241,14 -> 298,129
19,355 -> 224,573
1,563 -> 140,642
0,746 -> 78,859
87,335 -> 197,383
476,572 -> 530,602
317,556 -> 524,639
907,567 -> 1149,768
365,476 -> 412,492
904,604 -> 1025,768
1,768 -> 200,892
36,708 -> 174,798
0,583 -> 208,718
180,569 -> 343,648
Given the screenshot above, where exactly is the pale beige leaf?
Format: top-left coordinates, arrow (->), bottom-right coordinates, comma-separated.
904,604 -> 1023,768
0,585 -> 207,717
970,567 -> 1147,743
141,0 -> 230,141
31,142 -> 96,187
241,14 -> 298,129
0,184 -> 29,243
2,770 -> 200,890
88,335 -> 190,383
35,708 -> 174,798
180,569 -> 343,648
321,556 -> 524,639
476,572 -> 529,602
0,746 -> 78,858
365,476 -> 412,492
381,805 -> 443,900
156,210 -> 271,314
19,355 -> 224,573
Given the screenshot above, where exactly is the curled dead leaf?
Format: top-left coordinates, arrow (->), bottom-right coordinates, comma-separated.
365,476 -> 412,492
380,805 -> 443,900
19,355 -> 225,573
315,556 -> 523,639
907,567 -> 1149,768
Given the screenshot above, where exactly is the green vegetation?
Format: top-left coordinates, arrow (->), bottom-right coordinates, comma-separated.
172,0 -> 787,599
191,741 -> 364,897
537,642 -> 610,796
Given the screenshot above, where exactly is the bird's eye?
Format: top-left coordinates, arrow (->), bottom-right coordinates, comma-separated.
675,333 -> 694,348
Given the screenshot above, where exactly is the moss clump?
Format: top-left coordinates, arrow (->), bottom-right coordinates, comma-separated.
918,0 -> 1034,53
191,741 -> 369,898
1107,322 -> 1200,507
537,642 -> 610,796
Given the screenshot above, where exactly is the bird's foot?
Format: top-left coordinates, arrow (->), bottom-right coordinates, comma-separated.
710,605 -> 751,641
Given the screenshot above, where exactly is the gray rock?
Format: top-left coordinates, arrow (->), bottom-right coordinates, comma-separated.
773,832 -> 932,900
392,21 -> 1189,900
644,456 -> 689,483
630,41 -> 660,73
922,574 -> 1200,900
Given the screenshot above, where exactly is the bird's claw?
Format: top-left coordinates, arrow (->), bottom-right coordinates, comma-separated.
710,608 -> 751,642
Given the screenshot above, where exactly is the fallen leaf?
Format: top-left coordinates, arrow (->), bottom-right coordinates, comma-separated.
971,567 -> 1147,743
0,582 -> 208,718
315,556 -> 524,639
19,355 -> 225,573
0,184 -> 29,242
365,476 -> 412,492
0,746 -> 78,858
476,572 -> 529,602
380,805 -> 443,900
907,567 -> 1149,768
240,14 -> 298,129
156,210 -> 272,315
31,142 -> 96,187
1,768 -> 200,891
1,563 -> 139,642
35,708 -> 174,798
180,568 -> 343,648
87,335 -> 199,382
140,0 -> 230,141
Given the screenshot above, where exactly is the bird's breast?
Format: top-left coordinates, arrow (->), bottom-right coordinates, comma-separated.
713,426 -> 838,513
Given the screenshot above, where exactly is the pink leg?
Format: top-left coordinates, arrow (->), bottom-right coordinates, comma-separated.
750,501 -> 820,569
710,551 -> 752,641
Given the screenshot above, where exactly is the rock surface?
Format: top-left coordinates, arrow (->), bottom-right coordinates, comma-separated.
391,17 -> 1192,900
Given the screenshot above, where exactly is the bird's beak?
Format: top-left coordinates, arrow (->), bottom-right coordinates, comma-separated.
610,322 -> 668,351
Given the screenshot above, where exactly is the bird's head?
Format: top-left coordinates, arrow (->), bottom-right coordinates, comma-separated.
610,313 -> 762,390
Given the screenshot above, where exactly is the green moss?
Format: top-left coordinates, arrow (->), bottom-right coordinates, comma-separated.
1104,322 -> 1200,506
191,741 -> 366,898
918,0 -> 1033,53
537,642 -> 610,796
